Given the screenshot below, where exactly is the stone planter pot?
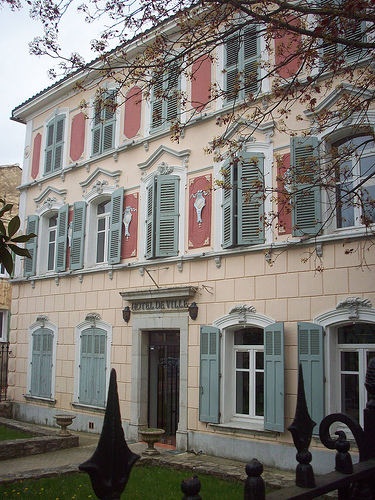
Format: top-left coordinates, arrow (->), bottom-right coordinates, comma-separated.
54,414 -> 76,436
139,428 -> 165,455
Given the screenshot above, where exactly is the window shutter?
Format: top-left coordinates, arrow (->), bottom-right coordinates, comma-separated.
291,136 -> 321,236
298,322 -> 324,433
238,152 -> 265,245
199,325 -> 220,423
80,328 -> 106,406
166,66 -> 179,122
156,175 -> 179,257
264,322 -> 285,432
225,35 -> 239,102
108,187 -> 124,265
102,92 -> 116,152
24,215 -> 39,277
145,179 -> 155,259
55,204 -> 69,272
31,328 -> 52,398
151,74 -> 164,129
70,201 -> 86,270
45,122 -> 54,174
54,117 -> 64,171
243,25 -> 259,95
222,162 -> 235,249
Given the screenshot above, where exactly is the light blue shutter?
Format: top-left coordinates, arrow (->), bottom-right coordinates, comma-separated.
108,187 -> 124,265
151,73 -> 163,129
222,162 -> 235,249
225,35 -> 239,102
45,122 -> 54,174
298,322 -> 324,433
238,152 -> 265,245
166,66 -> 179,123
31,328 -> 53,398
102,92 -> 116,152
243,24 -> 259,95
70,201 -> 86,270
145,179 -> 155,259
264,322 -> 284,432
156,175 -> 179,257
24,215 -> 39,277
45,116 -> 64,173
55,204 -> 68,272
54,117 -> 64,170
92,101 -> 102,156
291,137 -> 321,236
199,326 -> 220,423
79,328 -> 106,406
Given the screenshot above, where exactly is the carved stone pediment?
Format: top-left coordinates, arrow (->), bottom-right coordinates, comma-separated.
336,297 -> 372,320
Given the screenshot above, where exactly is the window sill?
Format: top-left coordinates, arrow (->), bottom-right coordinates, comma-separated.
210,420 -> 278,437
24,394 -> 56,405
72,402 -> 106,413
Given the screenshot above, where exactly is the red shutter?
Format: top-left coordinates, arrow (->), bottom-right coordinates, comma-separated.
124,86 -> 142,139
70,112 -> 86,162
274,17 -> 302,79
188,175 -> 212,249
31,133 -> 42,180
191,55 -> 211,112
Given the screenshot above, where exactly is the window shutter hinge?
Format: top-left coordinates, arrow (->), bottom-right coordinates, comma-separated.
219,373 -> 222,378
323,376 -> 327,383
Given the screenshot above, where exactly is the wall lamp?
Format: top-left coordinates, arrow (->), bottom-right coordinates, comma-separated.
188,302 -> 198,321
122,306 -> 131,323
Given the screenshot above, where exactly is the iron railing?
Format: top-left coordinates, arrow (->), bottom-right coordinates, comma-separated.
79,360 -> 375,499
0,343 -> 9,402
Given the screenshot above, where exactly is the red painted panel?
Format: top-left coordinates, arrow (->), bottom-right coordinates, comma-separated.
274,17 -> 302,79
191,55 -> 211,112
66,207 -> 73,269
277,154 -> 292,235
121,194 -> 138,259
124,87 -> 142,139
31,133 -> 42,180
70,112 -> 86,162
188,175 -> 212,249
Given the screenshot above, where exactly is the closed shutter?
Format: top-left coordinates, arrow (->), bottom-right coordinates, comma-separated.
108,187 -> 124,264
243,25 -> 259,95
156,176 -> 179,257
55,204 -> 69,272
102,92 -> 116,152
264,322 -> 285,432
70,201 -> 86,270
24,215 -> 39,277
166,66 -> 179,122
45,122 -> 54,174
54,117 -> 64,171
31,328 -> 53,398
151,74 -> 164,129
145,179 -> 155,259
45,116 -> 65,173
199,326 -> 220,423
291,136 -> 321,236
222,162 -> 235,249
79,328 -> 106,406
298,322 -> 324,433
225,35 -> 239,102
238,152 -> 265,245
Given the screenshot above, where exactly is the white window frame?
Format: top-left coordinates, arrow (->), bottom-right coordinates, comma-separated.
213,309 -> 275,430
95,200 -> 111,264
47,214 -> 58,271
26,318 -> 58,401
36,200 -> 65,275
41,108 -> 69,176
0,311 -> 8,341
74,316 -> 112,408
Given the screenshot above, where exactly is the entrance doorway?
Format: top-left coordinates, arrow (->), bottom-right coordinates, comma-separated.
148,331 -> 180,446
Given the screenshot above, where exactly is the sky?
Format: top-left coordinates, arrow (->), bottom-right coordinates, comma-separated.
0,4 -> 112,167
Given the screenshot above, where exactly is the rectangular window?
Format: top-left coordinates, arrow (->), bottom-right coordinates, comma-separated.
222,153 -> 265,248
96,200 -> 111,264
47,215 -> 58,271
92,91 -> 116,156
30,328 -> 53,399
79,328 -> 107,407
151,66 -> 179,131
225,24 -> 260,102
45,116 -> 65,174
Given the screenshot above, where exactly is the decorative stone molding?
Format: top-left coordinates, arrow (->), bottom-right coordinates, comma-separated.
92,179 -> 109,195
137,145 -> 190,173
36,315 -> 49,328
177,261 -> 183,273
214,257 -> 221,269
34,186 -> 67,210
229,304 -> 257,323
336,297 -> 372,320
85,313 -> 101,327
79,167 -> 122,194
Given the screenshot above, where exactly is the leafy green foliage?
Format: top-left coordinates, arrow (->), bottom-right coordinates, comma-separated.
0,199 -> 35,275
0,424 -> 33,441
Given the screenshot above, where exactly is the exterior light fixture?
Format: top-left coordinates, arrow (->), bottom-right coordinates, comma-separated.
122,306 -> 131,323
188,302 -> 198,321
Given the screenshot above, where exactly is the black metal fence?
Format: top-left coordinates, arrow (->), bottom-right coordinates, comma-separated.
79,361 -> 375,499
0,343 -> 9,402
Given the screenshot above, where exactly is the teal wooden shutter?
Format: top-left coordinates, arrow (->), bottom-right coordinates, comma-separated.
79,328 -> 106,406
166,66 -> 179,123
225,34 -> 239,102
30,328 -> 53,398
70,201 -> 86,270
264,322 -> 284,432
55,204 -> 68,272
45,122 -> 54,174
24,215 -> 39,277
298,322 -> 324,433
145,179 -> 155,259
222,162 -> 235,249
156,175 -> 179,257
108,187 -> 124,265
243,24 -> 259,95
151,73 -> 163,129
238,152 -> 265,245
102,92 -> 116,152
92,100 -> 102,156
199,326 -> 220,423
54,117 -> 64,170
45,116 -> 64,173
291,137 -> 321,236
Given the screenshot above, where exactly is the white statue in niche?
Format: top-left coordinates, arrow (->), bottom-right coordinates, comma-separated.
190,190 -> 210,226
123,206 -> 137,238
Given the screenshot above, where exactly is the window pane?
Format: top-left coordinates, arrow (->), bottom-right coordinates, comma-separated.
234,327 -> 263,345
341,351 -> 358,372
49,216 -> 57,228
338,324 -> 375,344
256,372 -> 264,416
96,232 -> 105,263
97,200 -> 110,214
341,373 -> 359,422
360,155 -> 375,178
367,351 -> 375,366
236,351 -> 249,369
98,218 -> 106,231
256,351 -> 264,370
236,371 -> 249,414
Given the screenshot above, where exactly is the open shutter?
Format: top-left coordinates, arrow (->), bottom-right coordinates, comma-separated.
243,25 -> 259,95
199,326 -> 220,423
264,322 -> 284,432
24,215 -> 39,277
298,322 -> 324,433
45,122 -> 54,174
238,152 -> 265,245
108,187 -> 124,265
92,100 -> 102,156
222,163 -> 235,249
151,73 -> 164,129
55,204 -> 69,272
225,35 -> 239,102
156,176 -> 179,257
102,92 -> 116,152
54,117 -> 64,171
166,66 -> 179,123
291,136 -> 321,236
70,201 -> 86,270
145,179 -> 155,259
